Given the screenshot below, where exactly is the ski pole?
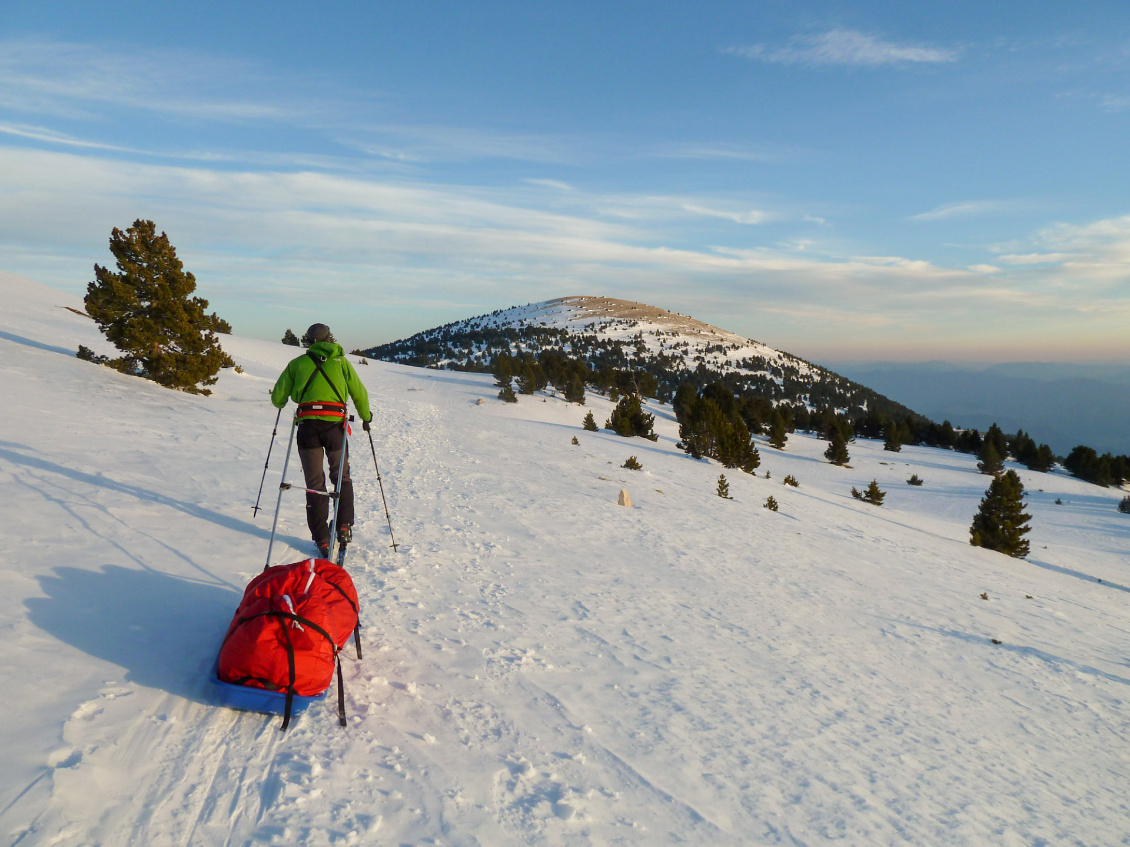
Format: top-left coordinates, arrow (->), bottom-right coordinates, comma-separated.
366,426 -> 399,551
253,407 -> 284,516
265,413 -> 299,570
328,416 -> 350,563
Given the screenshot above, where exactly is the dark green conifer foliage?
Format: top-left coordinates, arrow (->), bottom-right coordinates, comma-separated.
983,423 -> 1008,461
862,479 -> 885,506
768,411 -> 789,450
606,394 -> 657,440
1119,496 -> 1130,514
970,469 -> 1031,557
764,495 -> 779,511
282,328 -> 300,346
783,474 -> 799,487
498,383 -> 518,403
907,474 -> 924,486
85,219 -> 231,395
1064,445 -> 1114,486
883,422 -> 902,453
571,435 -> 580,446
675,386 -> 759,471
825,430 -> 850,466
583,411 -> 598,431
977,442 -> 1004,476
622,455 -> 642,470
564,376 -> 586,405
716,474 -> 732,499
1032,444 -> 1056,473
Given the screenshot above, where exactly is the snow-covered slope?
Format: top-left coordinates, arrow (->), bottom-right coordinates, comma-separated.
445,295 -> 816,376
2,271 -> 1129,845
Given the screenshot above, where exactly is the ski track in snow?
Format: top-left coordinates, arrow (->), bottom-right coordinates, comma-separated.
2,271 -> 1130,845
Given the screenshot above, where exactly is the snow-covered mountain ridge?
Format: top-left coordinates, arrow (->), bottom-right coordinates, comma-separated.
364,296 -> 920,423
3,270 -> 1130,845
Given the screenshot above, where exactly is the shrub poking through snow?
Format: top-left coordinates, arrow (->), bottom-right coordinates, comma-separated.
498,383 -> 518,403
783,474 -> 799,487
862,480 -> 885,506
571,436 -> 580,446
907,474 -> 924,486
970,469 -> 1031,558
76,345 -> 107,364
716,474 -> 732,499
1118,496 -> 1130,514
622,456 -> 642,470
764,495 -> 779,511
850,487 -> 862,500
582,411 -> 598,432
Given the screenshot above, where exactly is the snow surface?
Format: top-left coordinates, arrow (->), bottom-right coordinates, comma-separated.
2,270 -> 1129,846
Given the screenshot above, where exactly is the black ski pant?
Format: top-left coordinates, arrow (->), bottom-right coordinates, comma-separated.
297,419 -> 353,545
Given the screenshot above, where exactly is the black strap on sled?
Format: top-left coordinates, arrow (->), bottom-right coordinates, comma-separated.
222,608 -> 347,732
326,581 -> 363,660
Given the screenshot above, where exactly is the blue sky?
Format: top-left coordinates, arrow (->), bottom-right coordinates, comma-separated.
1,1 -> 1128,362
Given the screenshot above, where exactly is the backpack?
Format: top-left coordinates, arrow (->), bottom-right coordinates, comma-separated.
218,558 -> 360,730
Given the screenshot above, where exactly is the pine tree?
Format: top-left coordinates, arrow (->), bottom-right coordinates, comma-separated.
564,376 -> 586,405
977,441 -> 1004,475
862,479 -> 885,506
1119,496 -> 1130,515
907,474 -> 924,486
825,430 -> 849,466
282,328 -> 300,346
883,422 -> 902,453
716,474 -> 732,499
768,412 -> 789,450
970,469 -> 1031,557
582,411 -> 598,431
764,495 -> 779,511
622,456 -> 642,470
85,219 -> 232,395
606,394 -> 657,440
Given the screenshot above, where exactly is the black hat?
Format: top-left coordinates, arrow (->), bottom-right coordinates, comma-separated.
304,323 -> 331,344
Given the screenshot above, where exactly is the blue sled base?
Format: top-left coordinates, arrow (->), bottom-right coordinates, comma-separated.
212,666 -> 327,717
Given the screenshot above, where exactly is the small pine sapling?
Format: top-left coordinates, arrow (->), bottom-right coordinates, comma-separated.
907,474 -> 924,486
716,474 -> 732,499
850,486 -> 863,500
764,495 -> 779,511
582,411 -> 598,432
498,383 -> 518,403
1119,495 -> 1130,514
622,456 -> 642,470
783,474 -> 799,487
572,436 -> 580,446
862,479 -> 885,505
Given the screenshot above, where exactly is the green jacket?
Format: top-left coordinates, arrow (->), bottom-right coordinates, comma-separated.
271,341 -> 372,422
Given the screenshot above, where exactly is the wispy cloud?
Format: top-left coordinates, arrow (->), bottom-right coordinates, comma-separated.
0,39 -> 315,123
911,201 -> 1013,221
726,29 -> 957,68
653,142 -> 792,163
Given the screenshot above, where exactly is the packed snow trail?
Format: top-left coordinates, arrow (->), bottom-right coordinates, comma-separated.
3,271 -> 1130,845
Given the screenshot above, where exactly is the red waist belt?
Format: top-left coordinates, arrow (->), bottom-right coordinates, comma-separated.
297,402 -> 346,420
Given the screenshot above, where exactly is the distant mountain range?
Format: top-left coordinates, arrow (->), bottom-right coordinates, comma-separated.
829,361 -> 1130,455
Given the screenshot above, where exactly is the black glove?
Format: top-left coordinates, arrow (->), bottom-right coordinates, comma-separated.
362,418 -> 372,432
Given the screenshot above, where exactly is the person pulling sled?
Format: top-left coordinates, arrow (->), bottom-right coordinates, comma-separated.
271,323 -> 372,559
